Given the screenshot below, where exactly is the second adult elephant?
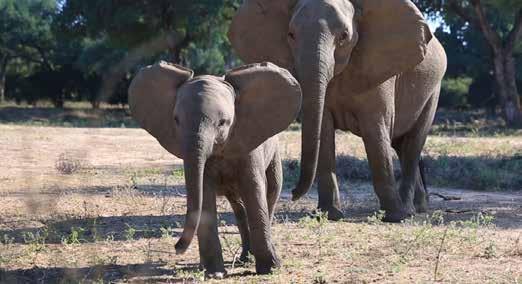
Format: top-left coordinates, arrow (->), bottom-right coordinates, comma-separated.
229,0 -> 447,222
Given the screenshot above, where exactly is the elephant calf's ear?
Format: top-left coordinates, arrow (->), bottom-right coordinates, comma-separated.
128,61 -> 193,158
224,62 -> 302,156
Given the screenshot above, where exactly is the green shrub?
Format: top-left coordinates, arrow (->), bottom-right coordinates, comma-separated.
439,77 -> 473,109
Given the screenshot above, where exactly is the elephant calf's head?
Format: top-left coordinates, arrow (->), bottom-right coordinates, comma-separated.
128,61 -> 301,255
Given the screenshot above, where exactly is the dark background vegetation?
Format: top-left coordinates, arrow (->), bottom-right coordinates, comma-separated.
0,0 -> 521,127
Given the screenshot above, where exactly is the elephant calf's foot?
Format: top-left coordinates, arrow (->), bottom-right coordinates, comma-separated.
255,257 -> 281,275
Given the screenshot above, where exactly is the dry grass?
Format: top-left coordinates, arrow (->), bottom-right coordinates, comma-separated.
280,128 -> 522,191
0,125 -> 521,283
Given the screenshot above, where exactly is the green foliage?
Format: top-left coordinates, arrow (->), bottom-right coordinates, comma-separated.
1,0 -> 241,107
367,210 -> 386,224
439,77 -> 473,108
2,0 -> 516,111
416,0 -> 522,112
0,0 -> 57,62
483,0 -> 522,17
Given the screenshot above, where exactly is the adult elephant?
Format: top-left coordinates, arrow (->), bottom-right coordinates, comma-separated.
229,0 -> 447,222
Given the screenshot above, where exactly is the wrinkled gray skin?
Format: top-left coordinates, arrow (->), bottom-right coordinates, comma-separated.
230,0 -> 447,222
128,62 -> 301,276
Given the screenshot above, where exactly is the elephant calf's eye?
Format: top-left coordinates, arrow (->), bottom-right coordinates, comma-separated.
288,31 -> 295,41
174,116 -> 180,125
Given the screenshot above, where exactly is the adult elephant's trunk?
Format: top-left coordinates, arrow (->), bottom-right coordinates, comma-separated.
175,139 -> 208,254
291,45 -> 333,201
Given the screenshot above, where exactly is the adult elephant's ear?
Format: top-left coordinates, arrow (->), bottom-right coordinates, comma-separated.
128,61 -> 193,158
345,0 -> 433,94
224,62 -> 302,157
228,0 -> 296,71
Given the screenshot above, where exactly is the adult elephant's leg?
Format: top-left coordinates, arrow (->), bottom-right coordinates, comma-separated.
226,194 -> 251,263
265,148 -> 282,223
238,162 -> 280,274
396,94 -> 438,213
362,126 -> 406,222
394,144 -> 421,215
197,175 -> 225,278
392,136 -> 416,215
317,111 -> 344,221
415,159 -> 429,212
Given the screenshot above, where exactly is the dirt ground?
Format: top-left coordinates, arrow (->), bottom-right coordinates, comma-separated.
0,125 -> 521,283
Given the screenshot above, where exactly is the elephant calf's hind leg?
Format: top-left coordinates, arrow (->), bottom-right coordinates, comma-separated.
227,195 -> 252,263
266,148 -> 283,223
239,168 -> 280,274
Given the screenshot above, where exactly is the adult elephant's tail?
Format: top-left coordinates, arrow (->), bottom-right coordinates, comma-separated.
419,158 -> 428,199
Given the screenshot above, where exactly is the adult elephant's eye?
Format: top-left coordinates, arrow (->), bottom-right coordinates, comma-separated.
219,119 -> 227,127
174,116 -> 180,125
338,31 -> 349,46
288,31 -> 296,41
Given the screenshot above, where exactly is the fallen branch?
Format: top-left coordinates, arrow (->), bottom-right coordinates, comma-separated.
445,209 -> 473,214
430,192 -> 462,201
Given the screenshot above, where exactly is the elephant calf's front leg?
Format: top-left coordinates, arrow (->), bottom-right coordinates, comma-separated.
239,166 -> 280,274
197,176 -> 226,278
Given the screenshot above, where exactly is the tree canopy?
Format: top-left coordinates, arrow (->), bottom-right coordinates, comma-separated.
415,0 -> 522,125
0,0 -> 521,126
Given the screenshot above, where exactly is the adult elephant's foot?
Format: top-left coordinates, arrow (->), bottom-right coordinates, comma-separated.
403,203 -> 417,217
382,210 -> 411,223
414,188 -> 429,213
205,271 -> 226,280
239,249 -> 253,264
414,199 -> 428,213
201,258 -> 226,279
255,256 -> 281,275
317,206 -> 344,221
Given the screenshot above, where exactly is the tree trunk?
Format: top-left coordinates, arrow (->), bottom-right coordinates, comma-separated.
52,92 -> 65,108
0,56 -> 8,104
458,1 -> 522,127
90,99 -> 100,109
493,51 -> 522,128
98,32 -> 187,107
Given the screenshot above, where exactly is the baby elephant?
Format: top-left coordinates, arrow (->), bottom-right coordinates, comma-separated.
128,61 -> 301,277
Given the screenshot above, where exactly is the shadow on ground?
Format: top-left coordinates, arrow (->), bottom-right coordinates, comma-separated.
0,107 -> 137,128
0,261 -> 260,283
0,262 -> 180,283
282,154 -> 522,229
0,198 -> 311,245
0,212 -> 227,245
283,152 -> 522,193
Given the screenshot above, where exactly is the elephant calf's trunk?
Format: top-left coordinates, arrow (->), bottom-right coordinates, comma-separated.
175,155 -> 205,254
